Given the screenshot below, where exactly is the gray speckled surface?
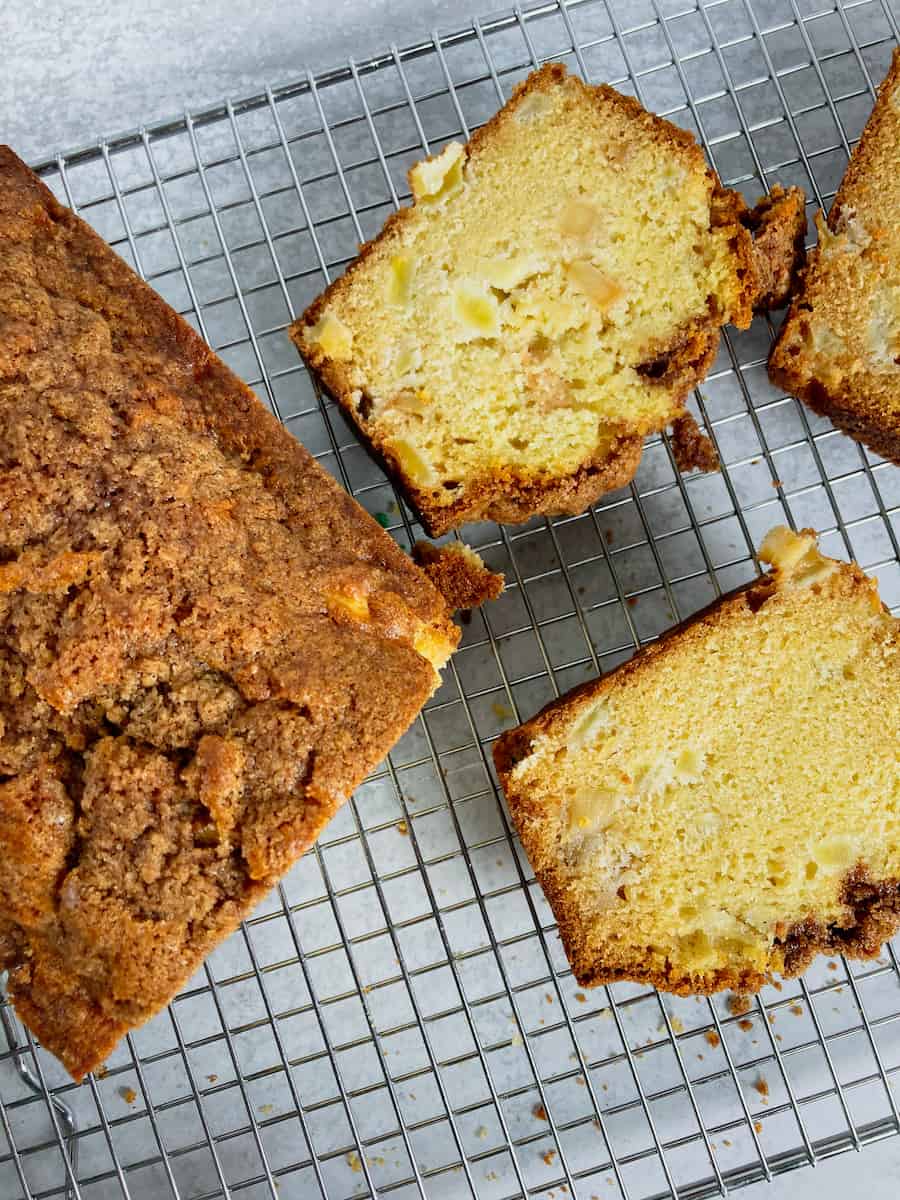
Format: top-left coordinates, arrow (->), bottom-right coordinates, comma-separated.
1,0 -> 457,161
2,2 -> 900,1197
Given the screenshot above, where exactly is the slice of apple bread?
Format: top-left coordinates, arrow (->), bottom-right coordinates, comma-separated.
769,48 -> 900,464
495,528 -> 899,995
291,64 -> 776,534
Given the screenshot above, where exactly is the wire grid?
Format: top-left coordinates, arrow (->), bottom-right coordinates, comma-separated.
2,0 -> 900,1197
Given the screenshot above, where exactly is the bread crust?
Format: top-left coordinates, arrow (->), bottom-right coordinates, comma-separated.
0,146 -> 457,1080
290,64 -> 758,534
768,49 -> 900,465
494,560 -> 898,995
743,184 -> 807,311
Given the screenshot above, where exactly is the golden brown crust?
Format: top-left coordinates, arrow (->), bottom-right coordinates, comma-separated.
0,146 -> 457,1080
768,49 -> 900,465
743,184 -> 807,310
779,870 -> 900,975
771,376 -> 900,465
494,555 -> 896,995
407,436 -> 645,537
635,313 -> 721,395
709,183 -> 757,329
290,63 -> 758,534
411,542 -> 504,610
670,412 -> 720,474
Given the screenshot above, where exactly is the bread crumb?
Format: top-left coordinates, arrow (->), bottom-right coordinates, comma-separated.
492,701 -> 514,721
789,1004 -> 803,1016
475,1125 -> 487,1139
396,819 -> 408,835
670,1016 -> 685,1034
534,1103 -> 548,1121
347,1151 -> 362,1173
95,1065 -> 108,1079
723,1138 -> 732,1147
670,413 -> 719,473
727,994 -> 752,1017
827,960 -> 838,970
704,1030 -> 720,1048
575,992 -> 587,1003
754,1120 -> 764,1133
738,1019 -> 753,1032
412,541 -> 504,611
206,1073 -> 218,1083
767,1013 -> 776,1024
259,1104 -> 273,1115
753,1077 -> 770,1100
576,1075 -> 586,1086
542,1149 -> 557,1166
119,1087 -> 137,1104
772,980 -> 783,991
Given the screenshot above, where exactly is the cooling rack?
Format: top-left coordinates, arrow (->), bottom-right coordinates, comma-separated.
3,0 -> 900,1197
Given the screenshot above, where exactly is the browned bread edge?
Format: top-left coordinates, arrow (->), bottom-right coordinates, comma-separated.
767,48 -> 900,466
493,558 -> 898,995
0,145 -> 458,1080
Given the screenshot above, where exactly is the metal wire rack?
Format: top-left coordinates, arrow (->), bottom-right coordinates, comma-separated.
3,0 -> 900,1197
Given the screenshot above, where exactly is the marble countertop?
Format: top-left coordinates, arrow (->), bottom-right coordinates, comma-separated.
3,1 -> 900,1197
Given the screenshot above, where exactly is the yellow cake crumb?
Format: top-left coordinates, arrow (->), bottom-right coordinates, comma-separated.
495,528 -> 899,994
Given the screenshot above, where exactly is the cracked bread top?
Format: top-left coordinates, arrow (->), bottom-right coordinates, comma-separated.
291,64 -> 757,534
0,146 -> 458,1080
